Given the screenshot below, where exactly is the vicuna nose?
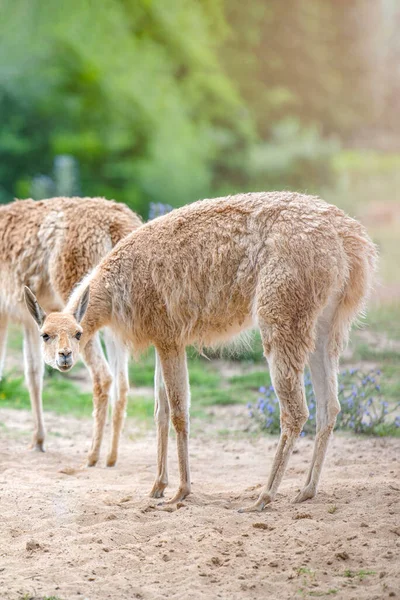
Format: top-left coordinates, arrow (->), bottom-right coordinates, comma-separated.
59,348 -> 72,358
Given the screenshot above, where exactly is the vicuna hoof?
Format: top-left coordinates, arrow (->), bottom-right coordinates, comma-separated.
30,441 -> 45,453
293,485 -> 316,503
86,455 -> 98,467
149,481 -> 168,499
161,486 -> 190,505
238,493 -> 273,513
106,456 -> 117,468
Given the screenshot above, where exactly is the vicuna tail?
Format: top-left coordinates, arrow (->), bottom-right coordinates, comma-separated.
329,228 -> 378,355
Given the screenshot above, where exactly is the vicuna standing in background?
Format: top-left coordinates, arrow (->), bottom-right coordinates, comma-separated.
1,197 -> 141,465
25,192 -> 377,510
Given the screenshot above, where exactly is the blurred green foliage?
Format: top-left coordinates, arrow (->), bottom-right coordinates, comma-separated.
0,0 -> 249,212
2,0 -> 395,215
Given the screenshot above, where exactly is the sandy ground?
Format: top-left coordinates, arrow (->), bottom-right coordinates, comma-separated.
0,407 -> 399,600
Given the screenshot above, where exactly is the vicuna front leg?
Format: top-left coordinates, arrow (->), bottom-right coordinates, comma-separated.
294,319 -> 340,503
82,334 -> 112,466
103,331 -> 129,467
150,351 -> 170,498
241,343 -> 309,512
158,348 -> 190,504
23,322 -> 45,451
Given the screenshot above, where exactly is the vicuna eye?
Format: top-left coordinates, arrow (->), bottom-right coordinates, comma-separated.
42,333 -> 50,342
75,331 -> 82,340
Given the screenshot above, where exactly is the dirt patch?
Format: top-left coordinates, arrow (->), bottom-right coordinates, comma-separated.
0,408 -> 398,600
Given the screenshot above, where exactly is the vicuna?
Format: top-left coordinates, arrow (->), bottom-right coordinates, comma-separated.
1,196 -> 141,465
25,192 -> 377,510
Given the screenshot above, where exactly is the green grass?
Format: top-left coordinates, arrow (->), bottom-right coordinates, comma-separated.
128,347 -> 266,417
343,569 -> 376,581
0,345 -> 266,421
0,372 -> 93,415
6,324 -> 24,351
127,396 -> 154,419
221,333 -> 264,362
19,596 -> 63,600
296,566 -> 340,597
229,370 -> 272,388
297,567 -> 315,577
129,350 -> 155,386
351,342 -> 400,364
0,374 -> 29,407
2,302 -> 399,438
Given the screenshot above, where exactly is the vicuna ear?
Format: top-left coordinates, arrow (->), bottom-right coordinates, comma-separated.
24,286 -> 46,327
73,286 -> 90,323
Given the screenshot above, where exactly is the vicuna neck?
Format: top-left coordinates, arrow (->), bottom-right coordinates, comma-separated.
68,268 -> 112,341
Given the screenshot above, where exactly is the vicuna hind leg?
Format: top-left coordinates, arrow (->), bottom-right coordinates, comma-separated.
0,314 -> 8,379
294,304 -> 340,502
23,322 -> 45,451
157,348 -> 190,504
150,351 -> 170,498
81,334 -> 112,466
240,325 -> 309,512
103,330 -> 129,467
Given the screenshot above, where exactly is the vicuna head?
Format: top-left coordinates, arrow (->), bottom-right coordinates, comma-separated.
24,286 -> 90,372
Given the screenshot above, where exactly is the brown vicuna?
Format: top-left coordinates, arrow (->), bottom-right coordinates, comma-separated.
1,196 -> 141,465
25,192 -> 377,510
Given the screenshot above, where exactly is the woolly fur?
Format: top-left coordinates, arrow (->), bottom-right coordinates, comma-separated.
71,192 -> 377,363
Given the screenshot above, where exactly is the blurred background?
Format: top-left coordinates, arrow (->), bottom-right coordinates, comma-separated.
0,0 -> 399,433
1,1 -> 400,297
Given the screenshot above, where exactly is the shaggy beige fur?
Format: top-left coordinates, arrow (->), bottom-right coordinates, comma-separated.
25,192 -> 377,509
1,196 -> 141,460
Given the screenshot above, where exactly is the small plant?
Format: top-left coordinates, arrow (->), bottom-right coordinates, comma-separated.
19,596 -> 63,600
0,373 -> 29,408
248,369 -> 400,436
343,569 -> 376,580
327,505 -> 337,514
297,567 -> 315,577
